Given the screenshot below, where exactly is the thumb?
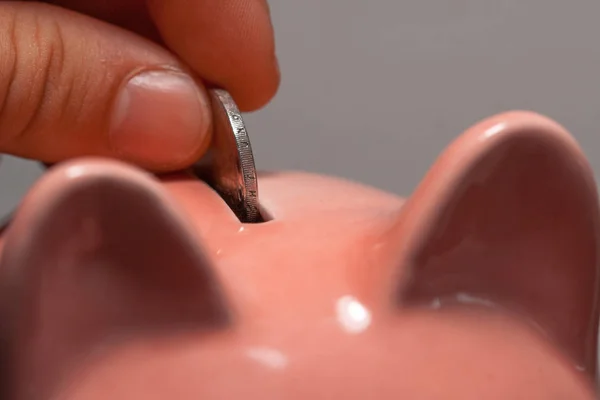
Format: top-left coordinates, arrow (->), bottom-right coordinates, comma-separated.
0,3 -> 212,171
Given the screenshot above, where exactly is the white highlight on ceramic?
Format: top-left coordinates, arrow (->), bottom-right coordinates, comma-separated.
246,347 -> 289,370
454,292 -> 496,308
65,165 -> 87,179
429,292 -> 497,310
483,122 -> 507,139
336,295 -> 372,334
430,298 -> 442,309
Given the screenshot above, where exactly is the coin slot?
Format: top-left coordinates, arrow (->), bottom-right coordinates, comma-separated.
191,165 -> 271,224
255,204 -> 273,224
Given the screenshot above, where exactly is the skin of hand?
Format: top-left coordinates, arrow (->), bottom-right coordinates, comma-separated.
0,0 -> 279,171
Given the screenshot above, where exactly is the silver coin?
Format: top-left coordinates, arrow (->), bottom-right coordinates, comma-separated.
194,89 -> 262,223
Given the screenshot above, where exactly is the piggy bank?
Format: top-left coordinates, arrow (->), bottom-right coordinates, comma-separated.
0,111 -> 598,399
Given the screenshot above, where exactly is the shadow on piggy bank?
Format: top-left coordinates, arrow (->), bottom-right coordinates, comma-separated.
0,111 -> 598,399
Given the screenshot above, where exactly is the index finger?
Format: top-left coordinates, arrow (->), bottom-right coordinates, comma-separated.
147,0 -> 279,111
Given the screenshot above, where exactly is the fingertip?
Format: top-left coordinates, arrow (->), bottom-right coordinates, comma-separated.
232,58 -> 281,112
109,68 -> 213,171
147,0 -> 280,112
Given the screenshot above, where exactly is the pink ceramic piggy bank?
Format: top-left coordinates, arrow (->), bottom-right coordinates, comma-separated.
0,111 -> 598,399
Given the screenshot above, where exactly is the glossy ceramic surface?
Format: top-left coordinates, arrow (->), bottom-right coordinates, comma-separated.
0,111 -> 598,399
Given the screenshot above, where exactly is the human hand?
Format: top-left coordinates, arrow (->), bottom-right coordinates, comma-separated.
0,0 -> 278,171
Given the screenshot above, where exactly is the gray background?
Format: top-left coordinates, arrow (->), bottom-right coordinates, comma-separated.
1,0 -> 600,213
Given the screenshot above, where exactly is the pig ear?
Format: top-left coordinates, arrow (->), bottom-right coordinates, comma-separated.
0,159 -> 230,399
394,111 -> 600,376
